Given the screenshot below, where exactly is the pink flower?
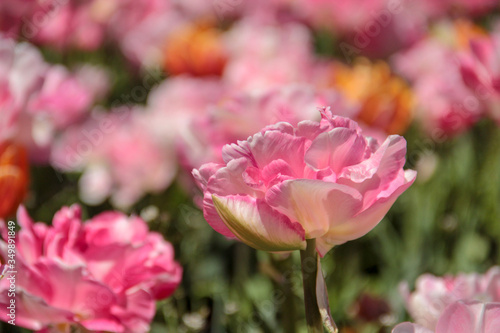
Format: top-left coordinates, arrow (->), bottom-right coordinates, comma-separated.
460,34 -> 500,95
393,300 -> 500,333
0,36 -> 108,163
28,64 -> 109,129
144,76 -> 227,146
179,83 -> 355,170
144,77 -> 355,192
51,109 -> 177,208
400,267 -> 500,330
298,0 -> 387,33
459,33 -> 500,123
0,36 -> 47,117
0,205 -> 182,332
222,19 -> 316,93
31,2 -> 106,50
193,108 -> 416,256
393,25 -> 484,137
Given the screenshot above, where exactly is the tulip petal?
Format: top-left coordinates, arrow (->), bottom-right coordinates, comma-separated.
266,179 -> 363,239
316,169 -> 416,256
483,302 -> 500,333
192,162 -> 222,192
392,322 -> 433,333
305,128 -> 367,174
435,300 -> 479,333
212,194 -> 306,251
108,288 -> 155,333
340,135 -> 406,185
247,130 -> 307,177
34,259 -> 117,314
0,288 -> 74,330
203,158 -> 261,238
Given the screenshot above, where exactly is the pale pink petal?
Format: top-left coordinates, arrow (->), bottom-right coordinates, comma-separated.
483,267 -> 500,301
206,158 -> 259,197
203,158 -> 261,238
435,300 -> 479,333
392,322 -> 433,333
483,302 -> 500,333
192,162 -> 223,192
212,194 -> 306,251
318,108 -> 362,132
340,135 -> 405,184
316,170 -> 416,255
305,128 -> 367,174
266,179 -> 363,239
247,130 -> 307,177
260,159 -> 296,185
221,140 -> 254,165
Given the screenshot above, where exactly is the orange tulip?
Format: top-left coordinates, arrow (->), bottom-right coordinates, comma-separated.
323,58 -> 414,135
0,141 -> 29,219
163,22 -> 227,77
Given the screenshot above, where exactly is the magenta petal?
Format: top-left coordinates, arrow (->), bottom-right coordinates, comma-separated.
109,288 -> 155,333
0,289 -> 74,330
470,38 -> 495,69
80,318 -> 125,333
460,55 -> 484,92
34,259 -> 117,315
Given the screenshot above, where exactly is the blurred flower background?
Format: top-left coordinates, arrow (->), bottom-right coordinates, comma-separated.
1,0 -> 500,332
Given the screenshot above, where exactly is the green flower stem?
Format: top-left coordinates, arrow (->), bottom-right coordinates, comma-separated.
300,238 -> 323,333
272,254 -> 297,333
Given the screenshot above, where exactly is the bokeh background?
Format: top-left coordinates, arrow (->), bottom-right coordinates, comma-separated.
1,0 -> 500,332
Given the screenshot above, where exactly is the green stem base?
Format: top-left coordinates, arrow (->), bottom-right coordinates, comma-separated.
300,239 -> 323,333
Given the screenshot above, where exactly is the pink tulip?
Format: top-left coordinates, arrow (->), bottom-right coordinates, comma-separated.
193,107 -> 416,256
144,76 -> 227,147
460,34 -> 500,95
393,27 -> 483,137
401,267 -> 500,330
27,65 -> 109,129
0,36 -> 108,163
222,19 -> 317,93
31,2 -> 105,51
51,109 -> 177,208
393,300 -> 500,333
178,83 -> 355,171
298,0 -> 387,33
459,33 -> 500,123
0,205 -> 182,332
